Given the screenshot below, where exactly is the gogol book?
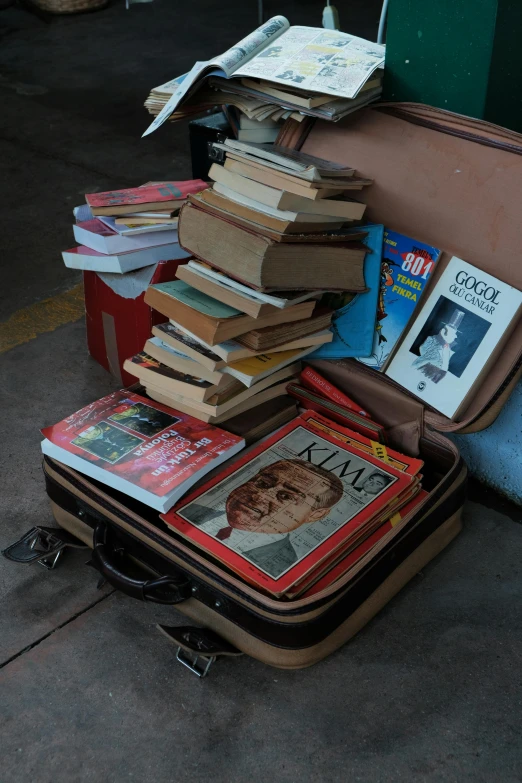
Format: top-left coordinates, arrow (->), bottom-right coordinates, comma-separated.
386,257 -> 522,418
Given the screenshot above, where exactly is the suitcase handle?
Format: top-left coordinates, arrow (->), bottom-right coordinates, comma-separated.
92,522 -> 192,605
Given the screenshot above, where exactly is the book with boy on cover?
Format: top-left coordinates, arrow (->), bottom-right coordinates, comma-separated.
358,229 -> 441,370
41,390 -> 244,512
386,257 -> 522,419
161,410 -> 416,595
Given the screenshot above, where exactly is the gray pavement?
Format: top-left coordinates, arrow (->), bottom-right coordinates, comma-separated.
1,2 -> 522,781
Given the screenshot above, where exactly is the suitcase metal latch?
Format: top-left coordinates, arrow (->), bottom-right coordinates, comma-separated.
208,140 -> 226,164
175,648 -> 216,678
2,526 -> 88,570
158,624 -> 242,678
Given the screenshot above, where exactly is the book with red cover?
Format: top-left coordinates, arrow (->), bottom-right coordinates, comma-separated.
287,383 -> 386,443
41,390 -> 244,512
161,413 -> 414,595
86,181 -> 209,215
300,367 -> 370,417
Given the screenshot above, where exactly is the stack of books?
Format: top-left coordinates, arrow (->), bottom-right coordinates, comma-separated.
143,18 -> 385,135
122,279 -> 333,425
122,146 -> 374,426
62,181 -> 208,273
222,105 -> 281,143
179,140 -> 372,286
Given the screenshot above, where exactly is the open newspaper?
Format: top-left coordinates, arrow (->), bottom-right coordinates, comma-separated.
144,16 -> 385,136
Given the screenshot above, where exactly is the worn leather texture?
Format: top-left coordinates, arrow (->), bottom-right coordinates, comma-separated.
300,104 -> 522,432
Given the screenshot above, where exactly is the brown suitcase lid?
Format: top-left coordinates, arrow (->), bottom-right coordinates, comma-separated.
295,103 -> 522,436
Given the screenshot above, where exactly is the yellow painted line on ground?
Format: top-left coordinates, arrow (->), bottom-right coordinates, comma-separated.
0,282 -> 85,355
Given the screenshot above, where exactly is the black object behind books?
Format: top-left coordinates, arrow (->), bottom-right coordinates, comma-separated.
189,111 -> 231,182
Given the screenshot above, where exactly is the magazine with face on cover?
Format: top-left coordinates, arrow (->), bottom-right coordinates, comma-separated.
386,257 -> 522,419
161,414 -> 413,595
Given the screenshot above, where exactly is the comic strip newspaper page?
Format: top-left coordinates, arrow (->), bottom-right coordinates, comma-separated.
143,16 -> 290,135
234,28 -> 385,100
162,415 -> 412,594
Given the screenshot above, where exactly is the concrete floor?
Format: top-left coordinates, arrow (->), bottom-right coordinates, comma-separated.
1,2 -> 522,781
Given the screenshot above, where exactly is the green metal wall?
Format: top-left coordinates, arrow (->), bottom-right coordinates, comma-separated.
383,0 -> 522,132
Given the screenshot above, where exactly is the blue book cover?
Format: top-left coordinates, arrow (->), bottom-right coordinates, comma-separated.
358,229 -> 441,370
309,224 -> 384,360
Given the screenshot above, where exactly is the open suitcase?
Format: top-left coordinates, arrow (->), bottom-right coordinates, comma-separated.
8,104 -> 522,675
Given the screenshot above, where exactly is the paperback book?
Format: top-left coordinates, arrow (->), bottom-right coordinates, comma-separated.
358,229 -> 441,370
62,243 -> 189,274
386,257 -> 522,418
85,181 -> 208,215
41,390 -> 244,512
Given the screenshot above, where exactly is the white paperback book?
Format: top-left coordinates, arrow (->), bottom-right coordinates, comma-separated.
385,257 -> 522,419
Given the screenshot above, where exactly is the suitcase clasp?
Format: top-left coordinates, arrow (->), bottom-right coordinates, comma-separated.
175,648 -> 216,678
158,624 -> 242,678
2,526 -> 88,570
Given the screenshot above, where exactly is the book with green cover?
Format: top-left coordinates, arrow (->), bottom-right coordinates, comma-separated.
152,280 -> 242,320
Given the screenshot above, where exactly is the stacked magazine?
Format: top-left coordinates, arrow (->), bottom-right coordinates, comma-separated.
161,410 -> 425,598
143,17 -> 385,136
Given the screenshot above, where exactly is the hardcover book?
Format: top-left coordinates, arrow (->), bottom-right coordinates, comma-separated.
161,412 -> 414,595
310,224 -> 383,359
358,229 -> 440,370
386,257 -> 522,418
41,390 -> 244,512
178,201 -> 367,291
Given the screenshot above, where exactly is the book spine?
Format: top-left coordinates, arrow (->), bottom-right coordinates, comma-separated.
300,367 -> 370,417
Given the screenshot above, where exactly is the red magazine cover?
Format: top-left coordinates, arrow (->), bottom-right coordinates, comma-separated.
86,181 -> 208,209
294,489 -> 429,598
161,413 -> 414,595
300,367 -> 370,417
41,390 -> 244,512
300,411 -> 423,476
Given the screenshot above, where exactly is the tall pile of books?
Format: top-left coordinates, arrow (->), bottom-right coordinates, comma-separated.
62,181 -> 208,274
42,145 -> 435,602
122,142 -> 373,436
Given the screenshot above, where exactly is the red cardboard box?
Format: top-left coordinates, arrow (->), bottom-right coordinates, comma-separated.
84,258 -> 186,385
